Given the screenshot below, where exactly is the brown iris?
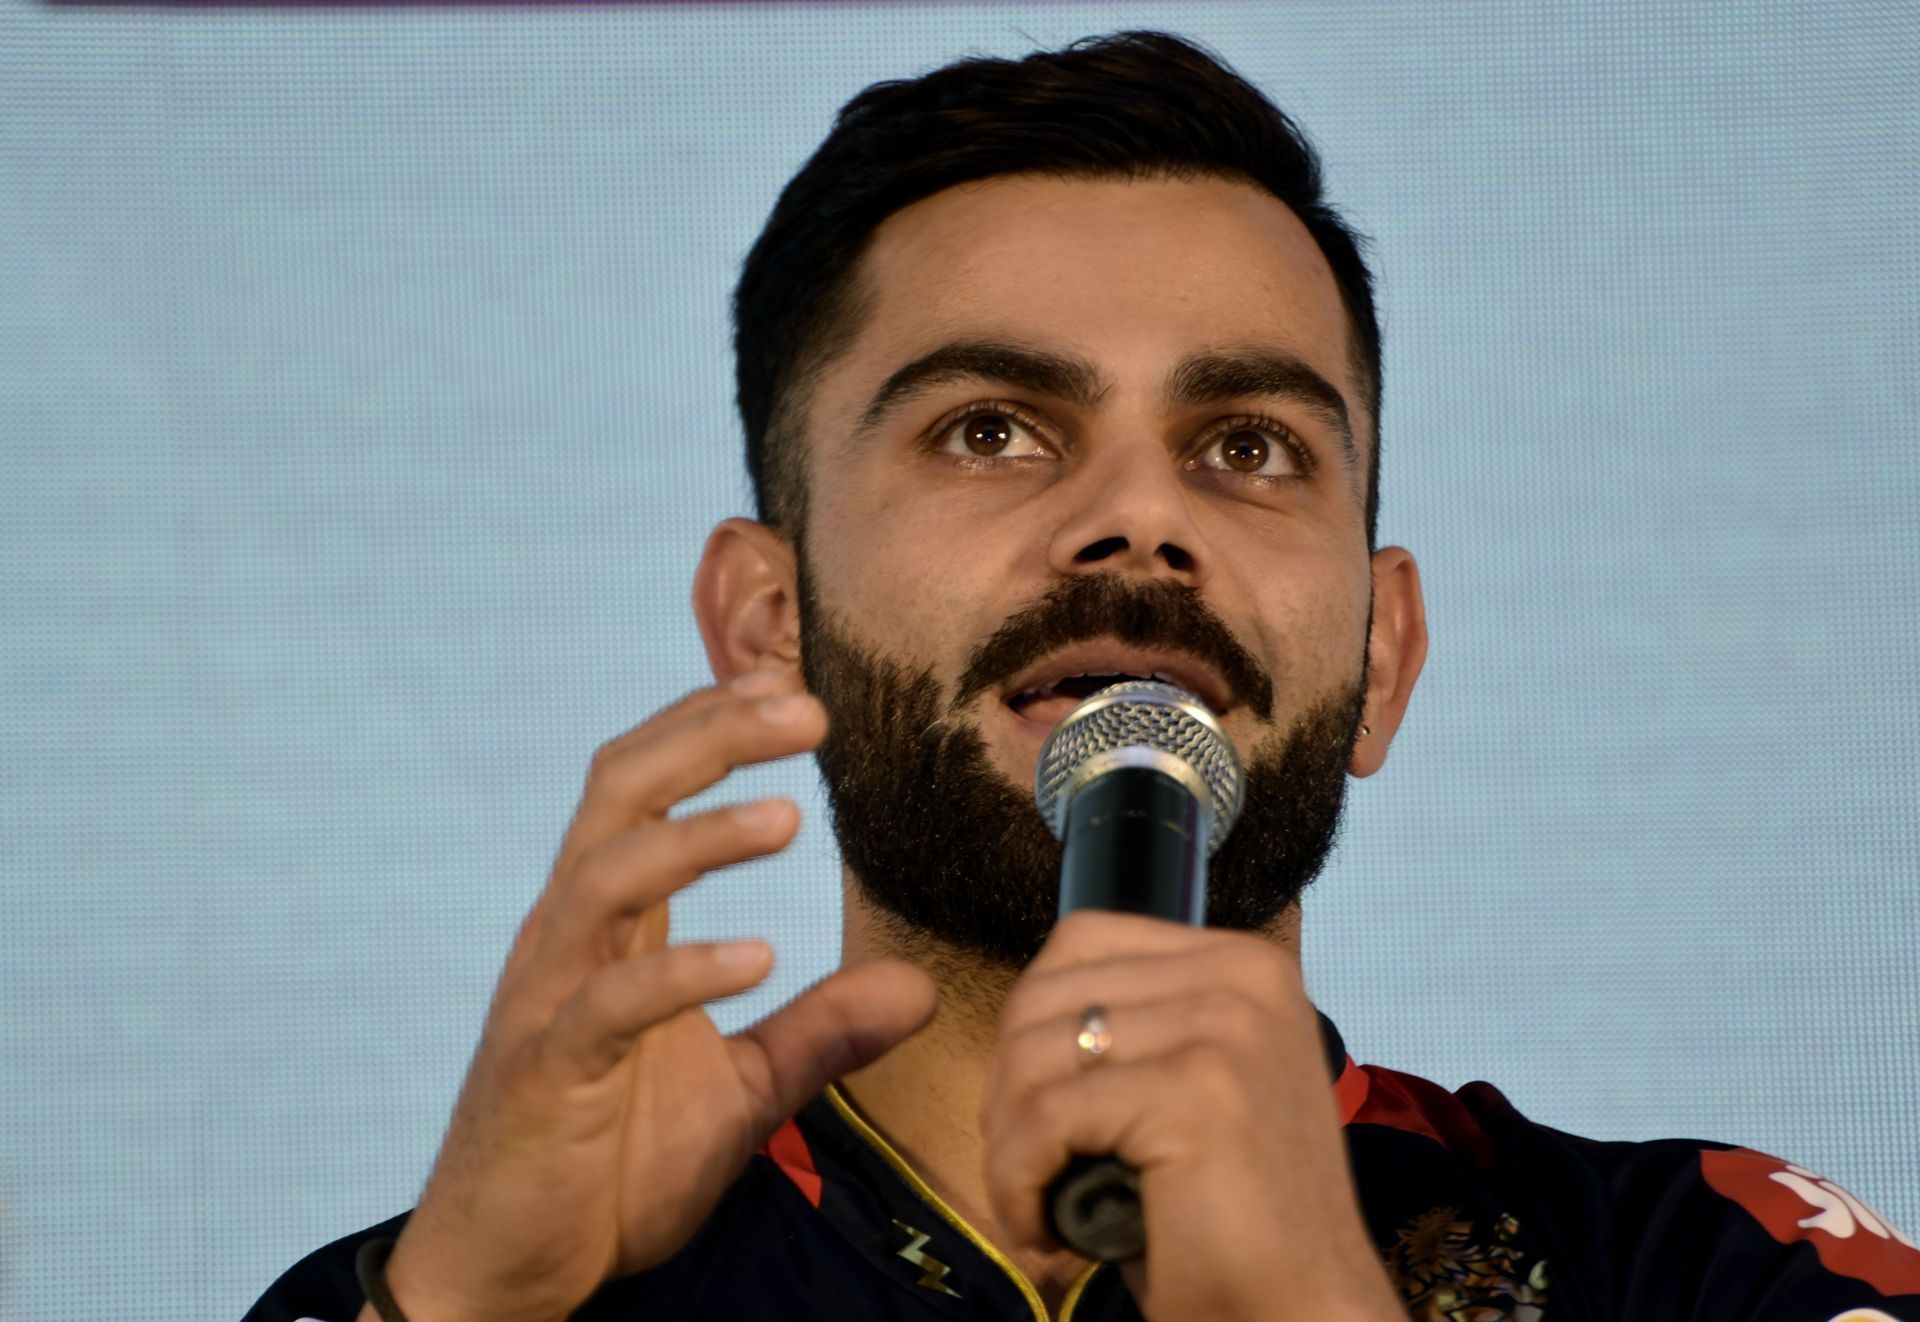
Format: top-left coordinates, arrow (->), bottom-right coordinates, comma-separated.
1219,430 -> 1269,472
961,413 -> 1013,455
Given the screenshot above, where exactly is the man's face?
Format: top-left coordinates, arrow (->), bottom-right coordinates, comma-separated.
794,173 -> 1377,967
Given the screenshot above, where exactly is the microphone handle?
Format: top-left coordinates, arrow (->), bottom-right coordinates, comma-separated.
1044,765 -> 1208,1262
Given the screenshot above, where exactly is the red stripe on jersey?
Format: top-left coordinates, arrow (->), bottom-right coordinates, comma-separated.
1700,1147 -> 1920,1296
1342,1064 -> 1496,1166
759,1118 -> 823,1208
1334,1055 -> 1369,1124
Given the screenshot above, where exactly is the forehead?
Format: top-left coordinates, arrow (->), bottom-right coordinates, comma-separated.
823,172 -> 1360,429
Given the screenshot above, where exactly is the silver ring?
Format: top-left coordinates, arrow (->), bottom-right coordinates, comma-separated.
1076,1005 -> 1113,1063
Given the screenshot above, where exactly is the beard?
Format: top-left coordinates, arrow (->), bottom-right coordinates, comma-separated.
799,565 -> 1370,973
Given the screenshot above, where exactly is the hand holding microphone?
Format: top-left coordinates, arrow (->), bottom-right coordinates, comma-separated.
1030,680 -> 1245,1262
981,680 -> 1398,1319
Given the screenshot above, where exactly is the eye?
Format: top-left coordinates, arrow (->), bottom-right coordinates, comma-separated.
1192,417 -> 1310,480
930,404 -> 1051,460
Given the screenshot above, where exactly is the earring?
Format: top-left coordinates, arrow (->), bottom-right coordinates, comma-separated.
1360,723 -> 1372,737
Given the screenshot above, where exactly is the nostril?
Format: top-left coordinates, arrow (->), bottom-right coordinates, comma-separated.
1158,542 -> 1194,572
1075,536 -> 1129,564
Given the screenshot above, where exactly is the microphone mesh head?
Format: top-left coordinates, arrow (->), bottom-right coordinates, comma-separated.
1033,679 -> 1245,856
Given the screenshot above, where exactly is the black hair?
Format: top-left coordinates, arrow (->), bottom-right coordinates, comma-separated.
732,29 -> 1382,549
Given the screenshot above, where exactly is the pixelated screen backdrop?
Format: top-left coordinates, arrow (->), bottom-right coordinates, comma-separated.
1,2 -> 1915,1317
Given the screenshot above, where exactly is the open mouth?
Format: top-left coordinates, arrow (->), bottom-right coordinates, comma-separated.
1008,671 -> 1154,711
1004,670 -> 1223,729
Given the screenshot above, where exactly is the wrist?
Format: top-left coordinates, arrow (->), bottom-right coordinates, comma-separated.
371,1230 -> 565,1322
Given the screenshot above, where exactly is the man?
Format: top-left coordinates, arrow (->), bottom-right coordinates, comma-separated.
247,31 -> 1919,1322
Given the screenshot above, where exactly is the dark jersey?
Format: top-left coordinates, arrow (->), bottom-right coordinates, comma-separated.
245,1015 -> 1920,1321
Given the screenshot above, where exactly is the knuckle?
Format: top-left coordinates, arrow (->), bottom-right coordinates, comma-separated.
1014,1079 -> 1069,1135
571,834 -> 673,911
585,743 -> 645,806
1193,987 -> 1260,1041
565,841 -> 624,908
564,840 -> 633,913
587,732 -> 631,779
575,965 -> 627,1027
1052,909 -> 1107,943
1177,1042 -> 1245,1109
997,1037 -> 1053,1095
1227,938 -> 1293,996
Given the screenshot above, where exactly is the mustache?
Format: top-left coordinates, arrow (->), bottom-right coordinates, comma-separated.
950,574 -> 1275,722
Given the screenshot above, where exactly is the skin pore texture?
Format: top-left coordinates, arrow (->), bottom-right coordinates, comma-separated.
694,172 -> 1428,1310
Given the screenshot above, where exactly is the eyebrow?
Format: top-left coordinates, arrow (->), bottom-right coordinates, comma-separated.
853,338 -> 1355,471
1164,350 -> 1355,471
857,340 -> 1105,432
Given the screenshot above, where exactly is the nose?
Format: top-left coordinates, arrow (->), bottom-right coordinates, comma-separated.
1045,430 -> 1210,584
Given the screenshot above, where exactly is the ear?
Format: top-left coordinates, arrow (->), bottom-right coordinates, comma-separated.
1349,545 -> 1428,777
691,517 -> 802,685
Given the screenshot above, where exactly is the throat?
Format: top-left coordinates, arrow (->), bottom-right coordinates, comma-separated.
837,1046 -> 1095,1313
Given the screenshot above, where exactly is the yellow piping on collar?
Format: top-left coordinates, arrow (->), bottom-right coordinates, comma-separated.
1057,1257 -> 1102,1320
823,1082 -> 1103,1321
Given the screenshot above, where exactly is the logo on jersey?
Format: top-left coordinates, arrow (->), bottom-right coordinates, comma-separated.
1382,1205 -> 1549,1321
891,1219 -> 962,1298
1700,1147 -> 1920,1296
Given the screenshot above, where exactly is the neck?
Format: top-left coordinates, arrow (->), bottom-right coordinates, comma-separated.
836,884 -> 1092,1307
833,878 -> 1303,1310
835,884 -> 1019,1191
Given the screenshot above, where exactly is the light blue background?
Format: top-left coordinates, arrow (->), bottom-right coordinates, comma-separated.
1,3 -> 1915,1318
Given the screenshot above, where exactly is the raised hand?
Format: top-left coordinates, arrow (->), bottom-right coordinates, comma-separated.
372,668 -> 938,1322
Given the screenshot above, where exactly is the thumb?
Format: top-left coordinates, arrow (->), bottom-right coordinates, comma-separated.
728,958 -> 938,1138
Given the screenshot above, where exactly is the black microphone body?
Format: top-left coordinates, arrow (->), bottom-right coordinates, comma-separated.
1046,762 -> 1211,1262
1057,764 -> 1208,924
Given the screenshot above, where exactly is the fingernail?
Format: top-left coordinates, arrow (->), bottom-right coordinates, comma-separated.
730,669 -> 786,696
716,940 -> 772,971
732,798 -> 791,831
757,693 -> 815,724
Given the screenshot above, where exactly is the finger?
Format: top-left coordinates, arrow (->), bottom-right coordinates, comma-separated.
557,675 -> 820,866
500,676 -> 813,1000
728,959 -> 939,1139
982,1048 -> 1229,1249
584,667 -> 798,771
983,989 -> 1313,1141
1004,940 -> 1303,1036
537,939 -> 776,1085
535,798 -> 802,969
1026,909 -> 1246,975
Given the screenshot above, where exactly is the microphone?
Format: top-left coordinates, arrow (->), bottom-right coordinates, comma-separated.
1031,679 -> 1246,1262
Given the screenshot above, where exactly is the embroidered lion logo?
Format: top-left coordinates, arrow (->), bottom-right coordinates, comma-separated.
1384,1206 -> 1549,1322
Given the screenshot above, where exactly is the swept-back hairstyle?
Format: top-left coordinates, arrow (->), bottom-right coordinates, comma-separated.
732,30 -> 1382,549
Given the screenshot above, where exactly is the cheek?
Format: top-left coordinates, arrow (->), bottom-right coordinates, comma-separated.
1236,550 -> 1371,688
806,492 -> 992,657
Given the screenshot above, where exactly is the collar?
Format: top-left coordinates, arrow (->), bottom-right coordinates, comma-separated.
757,1010 -> 1368,1320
